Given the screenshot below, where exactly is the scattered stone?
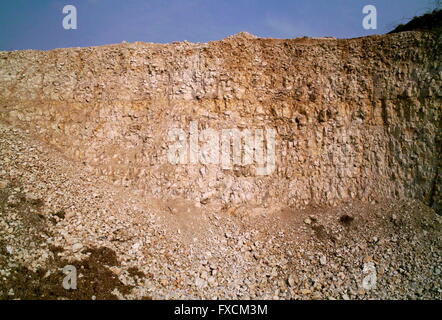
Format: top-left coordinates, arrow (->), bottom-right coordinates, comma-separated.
287,275 -> 296,287
195,277 -> 206,288
72,243 -> 83,252
6,245 -> 14,255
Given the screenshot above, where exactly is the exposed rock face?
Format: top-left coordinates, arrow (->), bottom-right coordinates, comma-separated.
0,31 -> 440,212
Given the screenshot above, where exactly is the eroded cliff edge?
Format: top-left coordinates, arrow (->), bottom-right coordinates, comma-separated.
0,31 -> 440,212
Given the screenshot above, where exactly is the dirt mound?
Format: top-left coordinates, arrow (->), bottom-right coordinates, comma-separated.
224,31 -> 258,40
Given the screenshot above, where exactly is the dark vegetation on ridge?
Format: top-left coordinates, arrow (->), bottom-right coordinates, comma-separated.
389,9 -> 442,34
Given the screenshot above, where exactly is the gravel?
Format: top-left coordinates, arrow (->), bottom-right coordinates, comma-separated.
0,123 -> 441,300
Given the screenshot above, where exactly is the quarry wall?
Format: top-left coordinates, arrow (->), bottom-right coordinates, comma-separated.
0,31 -> 440,212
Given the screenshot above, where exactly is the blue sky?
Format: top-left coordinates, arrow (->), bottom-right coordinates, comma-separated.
0,0 -> 438,51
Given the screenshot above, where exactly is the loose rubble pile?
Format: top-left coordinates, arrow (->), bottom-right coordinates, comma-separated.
1,123 -> 441,299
